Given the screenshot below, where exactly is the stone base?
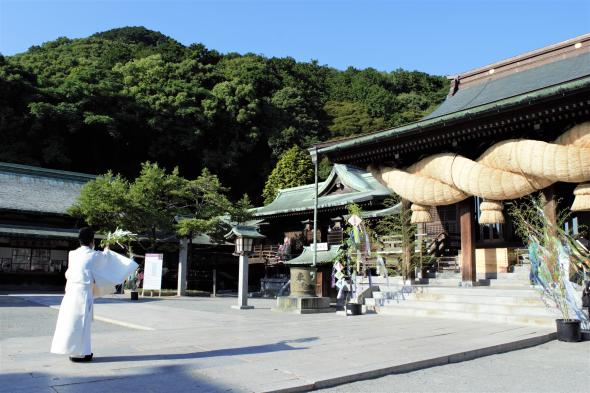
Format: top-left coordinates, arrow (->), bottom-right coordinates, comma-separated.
231,305 -> 254,310
272,296 -> 333,314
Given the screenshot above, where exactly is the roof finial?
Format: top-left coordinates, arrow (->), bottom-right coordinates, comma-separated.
449,76 -> 460,96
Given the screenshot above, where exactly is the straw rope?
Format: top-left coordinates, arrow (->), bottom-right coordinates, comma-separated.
479,200 -> 505,224
376,121 -> 590,214
410,203 -> 432,224
571,182 -> 590,212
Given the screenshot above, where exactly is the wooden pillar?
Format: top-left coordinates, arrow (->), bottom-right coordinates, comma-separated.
542,186 -> 557,234
459,198 -> 476,284
401,199 -> 412,281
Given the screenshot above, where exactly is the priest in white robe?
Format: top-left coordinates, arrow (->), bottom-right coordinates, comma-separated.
50,227 -> 138,362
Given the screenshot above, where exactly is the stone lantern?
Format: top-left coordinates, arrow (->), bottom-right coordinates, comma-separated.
225,225 -> 265,310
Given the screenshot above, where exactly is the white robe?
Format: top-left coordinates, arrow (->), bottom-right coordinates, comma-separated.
50,246 -> 138,356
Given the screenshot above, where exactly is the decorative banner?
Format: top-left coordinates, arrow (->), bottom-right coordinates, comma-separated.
347,214 -> 362,227
352,227 -> 360,244
143,253 -> 163,290
336,280 -> 349,291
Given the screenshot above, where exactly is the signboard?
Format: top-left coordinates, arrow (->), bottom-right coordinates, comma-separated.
311,242 -> 329,251
143,253 -> 163,291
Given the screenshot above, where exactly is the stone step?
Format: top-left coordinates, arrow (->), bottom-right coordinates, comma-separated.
374,305 -> 557,327
376,299 -> 557,317
371,292 -> 543,306
416,278 -> 462,286
408,292 -> 544,306
477,280 -> 533,289
376,285 -> 541,297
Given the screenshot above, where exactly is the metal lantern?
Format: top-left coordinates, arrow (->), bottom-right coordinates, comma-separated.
224,225 -> 265,255
234,236 -> 254,254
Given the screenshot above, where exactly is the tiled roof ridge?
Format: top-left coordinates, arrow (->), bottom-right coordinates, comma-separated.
274,163 -> 365,195
452,33 -> 590,83
0,162 -> 96,182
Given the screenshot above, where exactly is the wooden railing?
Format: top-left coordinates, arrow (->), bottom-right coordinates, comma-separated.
250,245 -> 289,264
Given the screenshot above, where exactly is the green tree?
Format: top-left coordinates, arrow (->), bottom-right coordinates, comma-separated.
127,162 -> 186,249
69,162 -> 236,251
68,172 -> 131,231
262,146 -> 314,204
318,156 -> 333,180
2,26 -> 448,205
229,194 -> 255,225
174,167 -> 232,243
324,101 -> 386,137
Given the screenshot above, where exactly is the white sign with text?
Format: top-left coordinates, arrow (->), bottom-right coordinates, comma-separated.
143,253 -> 163,290
311,242 -> 329,251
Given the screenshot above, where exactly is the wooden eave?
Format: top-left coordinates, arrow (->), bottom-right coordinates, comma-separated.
323,84 -> 590,166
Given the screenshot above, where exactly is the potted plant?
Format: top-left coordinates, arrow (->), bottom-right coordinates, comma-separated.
126,268 -> 142,300
100,228 -> 139,300
509,196 -> 589,342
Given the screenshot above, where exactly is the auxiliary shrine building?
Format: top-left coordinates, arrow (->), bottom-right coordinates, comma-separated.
0,163 -> 94,288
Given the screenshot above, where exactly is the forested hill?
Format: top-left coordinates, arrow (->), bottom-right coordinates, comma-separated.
0,26 -> 449,202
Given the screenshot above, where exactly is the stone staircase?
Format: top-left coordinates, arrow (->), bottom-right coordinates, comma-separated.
363,265 -> 562,327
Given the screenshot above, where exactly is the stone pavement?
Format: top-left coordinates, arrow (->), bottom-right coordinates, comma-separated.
317,340 -> 590,393
0,293 -> 559,392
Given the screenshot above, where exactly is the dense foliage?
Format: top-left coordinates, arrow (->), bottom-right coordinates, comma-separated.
69,162 -> 250,250
0,26 -> 448,203
262,145 -> 314,204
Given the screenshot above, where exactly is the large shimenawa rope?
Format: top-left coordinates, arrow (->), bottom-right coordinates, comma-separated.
371,122 -> 590,223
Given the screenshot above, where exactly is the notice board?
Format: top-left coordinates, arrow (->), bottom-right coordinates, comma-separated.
143,253 -> 163,291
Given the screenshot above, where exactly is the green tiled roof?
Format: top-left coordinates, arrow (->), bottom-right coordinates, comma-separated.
254,164 -> 392,217
425,51 -> 590,120
359,203 -> 401,219
285,245 -> 342,266
317,50 -> 590,156
0,162 -> 96,215
224,225 -> 266,240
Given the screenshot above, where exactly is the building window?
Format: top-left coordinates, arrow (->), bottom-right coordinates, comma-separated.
0,248 -> 67,273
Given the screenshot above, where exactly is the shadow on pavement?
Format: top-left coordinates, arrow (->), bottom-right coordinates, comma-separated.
0,364 -> 237,393
93,337 -> 319,363
0,296 -> 50,307
0,294 -> 166,308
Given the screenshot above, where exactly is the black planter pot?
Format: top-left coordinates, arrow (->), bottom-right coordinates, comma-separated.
556,319 -> 581,342
346,303 -> 362,316
130,291 -> 139,301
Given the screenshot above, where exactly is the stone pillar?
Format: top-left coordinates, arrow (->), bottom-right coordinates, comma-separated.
233,255 -> 253,309
459,198 -> 476,284
177,237 -> 188,296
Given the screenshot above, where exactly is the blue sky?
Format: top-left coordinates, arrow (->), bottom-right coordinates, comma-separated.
0,0 -> 588,75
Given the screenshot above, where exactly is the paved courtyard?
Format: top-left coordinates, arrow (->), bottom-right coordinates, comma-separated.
0,293 -> 585,392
